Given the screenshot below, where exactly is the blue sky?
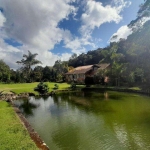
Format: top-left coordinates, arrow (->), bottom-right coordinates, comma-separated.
0,0 -> 145,69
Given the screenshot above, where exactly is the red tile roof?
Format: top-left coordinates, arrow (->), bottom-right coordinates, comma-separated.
66,63 -> 110,75
66,65 -> 93,74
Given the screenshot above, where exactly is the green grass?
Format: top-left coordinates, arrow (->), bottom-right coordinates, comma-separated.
0,82 -> 141,95
0,101 -> 38,150
128,87 -> 141,90
0,82 -> 73,94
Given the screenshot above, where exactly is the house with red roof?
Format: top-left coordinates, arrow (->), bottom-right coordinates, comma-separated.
66,63 -> 110,84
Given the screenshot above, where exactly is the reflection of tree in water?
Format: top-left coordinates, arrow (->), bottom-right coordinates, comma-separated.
53,94 -> 70,106
19,99 -> 39,117
53,95 -> 59,105
61,92 -> 116,114
50,95 -> 67,117
41,95 -> 49,101
51,92 -> 121,117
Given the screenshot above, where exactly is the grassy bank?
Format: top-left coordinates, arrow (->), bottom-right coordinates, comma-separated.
0,82 -> 142,95
0,101 -> 38,150
0,82 -> 72,94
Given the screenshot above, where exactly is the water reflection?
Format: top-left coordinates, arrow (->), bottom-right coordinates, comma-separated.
15,98 -> 39,117
13,91 -> 150,150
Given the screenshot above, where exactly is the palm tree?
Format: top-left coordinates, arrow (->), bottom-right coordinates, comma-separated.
16,50 -> 42,82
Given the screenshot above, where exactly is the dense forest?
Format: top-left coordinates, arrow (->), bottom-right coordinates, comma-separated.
0,0 -> 150,89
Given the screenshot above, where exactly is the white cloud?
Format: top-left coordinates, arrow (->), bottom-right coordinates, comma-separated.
64,34 -> 96,54
73,0 -> 132,51
60,53 -> 72,61
113,0 -> 131,12
0,39 -> 22,69
110,16 -> 150,43
80,0 -> 130,35
0,0 -> 77,69
109,25 -> 132,42
1,0 -> 77,44
0,11 -> 6,27
131,17 -> 150,32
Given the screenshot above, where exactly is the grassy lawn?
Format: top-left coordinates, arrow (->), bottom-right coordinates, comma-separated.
0,101 -> 38,150
0,82 -> 74,94
128,87 -> 141,90
0,82 -> 141,95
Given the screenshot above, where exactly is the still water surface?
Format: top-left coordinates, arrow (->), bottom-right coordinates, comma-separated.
14,91 -> 150,150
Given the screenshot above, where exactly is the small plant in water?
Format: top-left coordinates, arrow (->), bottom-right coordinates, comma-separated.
34,82 -> 49,95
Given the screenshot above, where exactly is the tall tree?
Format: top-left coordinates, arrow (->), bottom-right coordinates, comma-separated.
16,50 -> 42,82
0,60 -> 10,82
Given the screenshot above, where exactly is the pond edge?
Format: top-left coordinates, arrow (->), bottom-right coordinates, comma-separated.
11,102 -> 49,150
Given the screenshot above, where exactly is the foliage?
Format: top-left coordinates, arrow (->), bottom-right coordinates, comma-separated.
34,82 -> 49,94
0,60 -> 10,82
70,82 -> 76,90
0,101 -> 38,150
16,50 -> 42,82
53,60 -> 68,81
68,49 -> 103,67
53,84 -> 59,90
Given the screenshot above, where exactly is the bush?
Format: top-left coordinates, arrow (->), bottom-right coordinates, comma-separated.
53,84 -> 59,90
34,82 -> 49,95
70,83 -> 76,90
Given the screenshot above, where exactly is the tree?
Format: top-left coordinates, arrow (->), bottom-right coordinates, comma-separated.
70,53 -> 77,59
32,66 -> 43,82
16,50 -> 42,82
0,60 -> 10,82
10,69 -> 17,83
53,60 -> 69,81
42,66 -> 52,81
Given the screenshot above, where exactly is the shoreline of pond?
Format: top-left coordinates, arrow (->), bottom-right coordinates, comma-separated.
1,86 -> 150,102
10,101 -> 50,150
81,87 -> 150,96
2,86 -> 149,149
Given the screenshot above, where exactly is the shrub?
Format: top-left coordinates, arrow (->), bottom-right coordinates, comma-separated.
53,84 -> 59,90
70,82 -> 76,90
34,82 -> 49,95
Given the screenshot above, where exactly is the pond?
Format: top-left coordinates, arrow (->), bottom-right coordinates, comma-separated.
13,91 -> 150,150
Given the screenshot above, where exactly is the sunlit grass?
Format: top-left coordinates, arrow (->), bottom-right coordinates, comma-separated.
128,87 -> 141,90
0,82 -> 68,94
0,82 -> 84,94
0,101 -> 38,150
0,82 -> 141,95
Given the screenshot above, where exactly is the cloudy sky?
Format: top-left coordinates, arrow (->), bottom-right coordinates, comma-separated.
0,0 -> 144,69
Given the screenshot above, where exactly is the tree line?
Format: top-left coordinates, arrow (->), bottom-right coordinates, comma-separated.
1,0 -> 150,90
0,51 -> 69,83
